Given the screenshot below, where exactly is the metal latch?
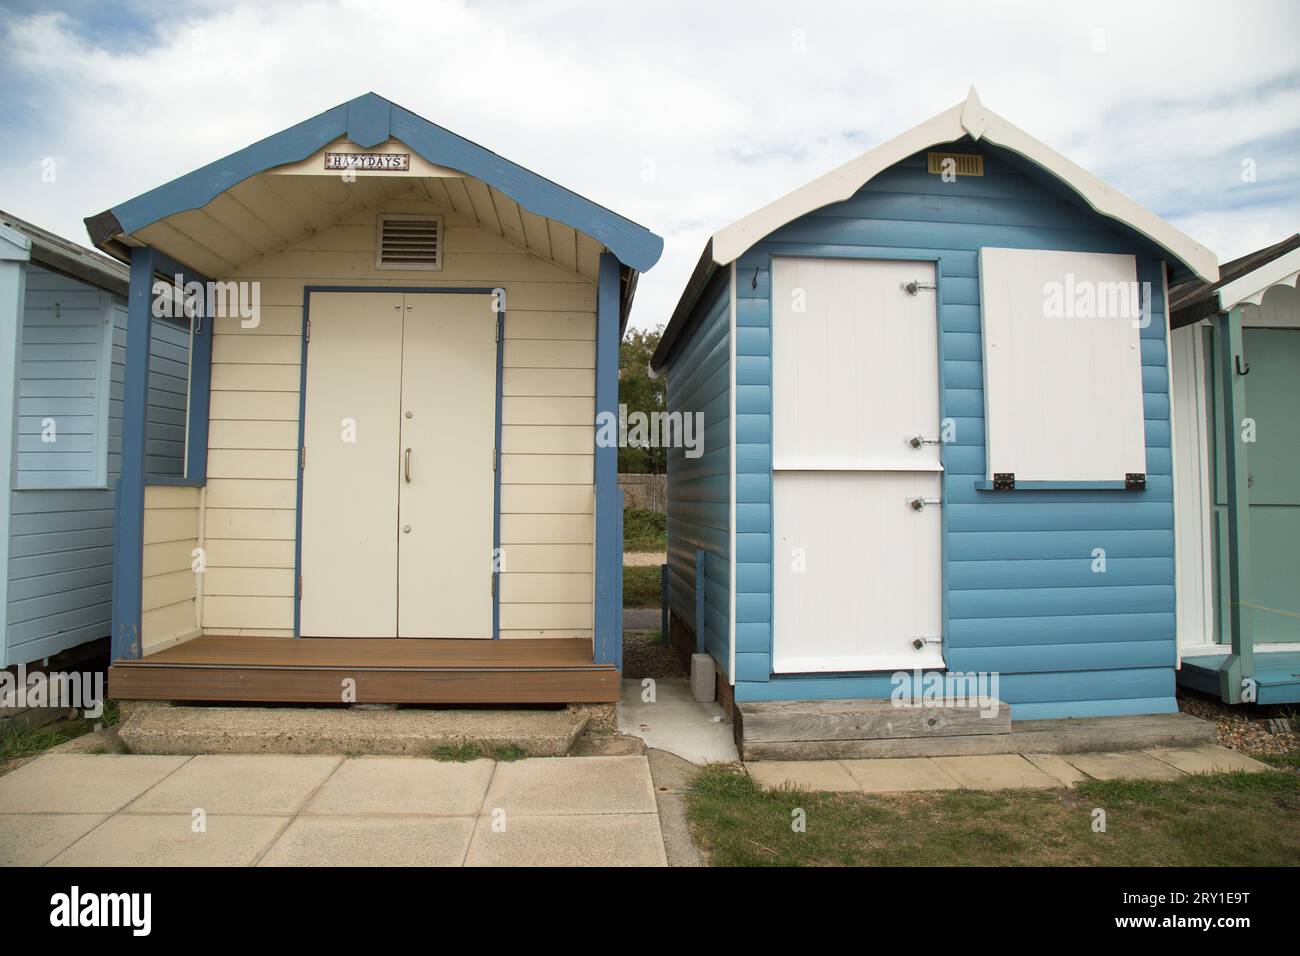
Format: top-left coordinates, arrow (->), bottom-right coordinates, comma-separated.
910,635 -> 942,650
908,496 -> 942,511
901,280 -> 937,295
908,435 -> 941,449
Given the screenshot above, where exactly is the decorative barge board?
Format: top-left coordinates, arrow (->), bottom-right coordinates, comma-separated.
653,88 -> 1220,722
1168,236 -> 1300,704
86,93 -> 662,705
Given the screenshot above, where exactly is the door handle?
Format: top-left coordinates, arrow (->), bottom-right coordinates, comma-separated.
404,448 -> 412,483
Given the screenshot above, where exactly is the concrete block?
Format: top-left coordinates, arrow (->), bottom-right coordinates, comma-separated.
125,755 -> 342,815
745,760 -> 860,792
49,813 -> 288,866
260,816 -> 475,867
841,757 -> 961,792
1023,753 -> 1089,787
1143,745 -> 1270,775
0,813 -> 109,866
1063,750 -> 1187,781
932,754 -> 1062,790
304,757 -> 492,816
691,654 -> 716,702
484,756 -> 657,815
465,813 -> 666,867
0,754 -> 189,814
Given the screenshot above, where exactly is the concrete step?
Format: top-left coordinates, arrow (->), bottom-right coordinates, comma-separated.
740,711 -> 1217,761
737,697 -> 1011,751
117,702 -> 592,757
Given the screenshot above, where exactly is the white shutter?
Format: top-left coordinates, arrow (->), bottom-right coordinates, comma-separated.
979,247 -> 1147,482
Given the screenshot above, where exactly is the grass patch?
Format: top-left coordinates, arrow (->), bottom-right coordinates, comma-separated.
623,565 -> 662,609
624,508 -> 666,552
0,718 -> 92,765
686,764 -> 1300,867
430,742 -> 529,762
1259,750 -> 1300,771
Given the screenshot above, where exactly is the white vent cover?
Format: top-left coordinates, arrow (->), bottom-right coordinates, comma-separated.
376,214 -> 443,270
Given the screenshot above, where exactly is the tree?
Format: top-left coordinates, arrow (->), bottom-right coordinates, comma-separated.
618,326 -> 666,473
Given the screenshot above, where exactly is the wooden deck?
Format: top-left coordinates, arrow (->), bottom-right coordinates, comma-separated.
109,636 -> 619,704
1178,649 -> 1300,705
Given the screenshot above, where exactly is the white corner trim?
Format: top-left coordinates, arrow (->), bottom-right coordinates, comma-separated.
710,87 -> 1218,284
1217,247 -> 1300,310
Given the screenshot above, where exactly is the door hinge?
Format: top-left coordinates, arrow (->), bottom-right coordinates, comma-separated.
300,446 -> 305,470
305,319 -> 310,343
492,447 -> 498,471
491,574 -> 497,598
297,575 -> 302,599
992,472 -> 1015,491
908,496 -> 942,511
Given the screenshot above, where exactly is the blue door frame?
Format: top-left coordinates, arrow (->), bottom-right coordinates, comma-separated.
293,286 -> 505,639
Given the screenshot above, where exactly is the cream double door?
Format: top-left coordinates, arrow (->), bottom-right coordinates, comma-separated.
299,291 -> 497,638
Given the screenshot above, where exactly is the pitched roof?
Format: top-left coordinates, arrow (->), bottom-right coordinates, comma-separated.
85,92 -> 663,274
1,209 -> 129,296
1169,233 -> 1300,328
653,88 -> 1217,369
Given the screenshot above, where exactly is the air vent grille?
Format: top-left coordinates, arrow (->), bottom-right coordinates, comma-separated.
927,152 -> 985,177
376,214 -> 442,270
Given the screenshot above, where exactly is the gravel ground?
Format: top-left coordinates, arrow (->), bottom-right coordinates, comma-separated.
623,629 -> 687,681
1178,692 -> 1298,757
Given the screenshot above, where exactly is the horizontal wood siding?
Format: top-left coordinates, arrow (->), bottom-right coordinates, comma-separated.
7,267 -> 189,665
730,140 -> 1178,718
665,272 -> 731,673
203,196 -> 596,639
141,484 -> 199,654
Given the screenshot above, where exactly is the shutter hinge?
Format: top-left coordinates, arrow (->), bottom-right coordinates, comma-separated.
993,472 -> 1015,491
300,446 -> 305,470
1125,472 -> 1146,491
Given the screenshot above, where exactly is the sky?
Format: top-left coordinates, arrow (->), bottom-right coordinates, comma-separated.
2,0 -> 1298,330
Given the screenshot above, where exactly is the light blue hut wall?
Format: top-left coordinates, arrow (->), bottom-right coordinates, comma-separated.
6,267 -> 189,667
733,139 -> 1177,719
664,269 -> 731,674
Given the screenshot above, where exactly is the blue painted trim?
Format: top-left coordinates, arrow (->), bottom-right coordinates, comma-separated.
111,246 -> 155,660
293,285 -> 503,638
144,476 -> 206,488
593,253 -> 621,667
695,548 -> 706,654
107,93 -> 663,274
973,479 -> 1137,491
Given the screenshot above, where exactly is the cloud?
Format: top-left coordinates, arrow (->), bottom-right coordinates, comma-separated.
2,0 -> 1297,328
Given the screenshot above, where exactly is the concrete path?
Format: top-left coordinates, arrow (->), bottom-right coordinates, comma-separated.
746,744 -> 1270,793
618,678 -> 739,764
0,753 -> 666,867
623,552 -> 665,567
623,608 -> 660,630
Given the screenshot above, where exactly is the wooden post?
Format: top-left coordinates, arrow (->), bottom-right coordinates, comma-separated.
695,548 -> 706,655
593,253 -> 622,668
1216,306 -> 1255,703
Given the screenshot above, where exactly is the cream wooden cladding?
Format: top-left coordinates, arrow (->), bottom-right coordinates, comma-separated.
198,196 -> 597,639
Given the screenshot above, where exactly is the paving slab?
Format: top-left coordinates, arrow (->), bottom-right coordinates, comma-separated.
49,813 -> 288,866
484,756 -> 656,815
1024,753 -> 1089,787
932,754 -> 1061,790
0,813 -> 109,866
125,755 -> 342,815
0,754 -> 189,814
841,757 -> 961,792
259,815 -> 475,866
1063,750 -> 1186,781
1143,745 -> 1271,775
465,813 -> 666,866
304,757 -> 493,816
618,678 -> 738,764
745,760 -> 860,792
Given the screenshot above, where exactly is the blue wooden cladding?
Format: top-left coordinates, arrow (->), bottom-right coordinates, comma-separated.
663,137 -> 1184,719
